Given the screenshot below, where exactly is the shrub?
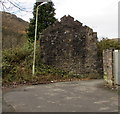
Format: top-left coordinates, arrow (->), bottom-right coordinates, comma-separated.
97,38 -> 120,57
2,42 -> 34,81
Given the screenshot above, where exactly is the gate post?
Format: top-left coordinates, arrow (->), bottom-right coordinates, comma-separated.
103,49 -> 114,87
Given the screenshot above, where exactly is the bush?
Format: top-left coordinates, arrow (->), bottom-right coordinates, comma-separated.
97,38 -> 120,57
2,42 -> 34,81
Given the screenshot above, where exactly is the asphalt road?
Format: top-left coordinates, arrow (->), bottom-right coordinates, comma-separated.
3,79 -> 118,112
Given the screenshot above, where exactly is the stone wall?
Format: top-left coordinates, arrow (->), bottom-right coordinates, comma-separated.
103,49 -> 114,86
40,15 -> 101,77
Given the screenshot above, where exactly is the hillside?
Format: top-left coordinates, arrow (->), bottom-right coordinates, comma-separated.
2,11 -> 29,49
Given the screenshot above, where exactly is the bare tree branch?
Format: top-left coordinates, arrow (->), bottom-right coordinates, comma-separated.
7,0 -> 26,12
0,0 -> 32,13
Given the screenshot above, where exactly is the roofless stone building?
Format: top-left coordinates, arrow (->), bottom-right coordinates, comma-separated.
40,15 -> 101,77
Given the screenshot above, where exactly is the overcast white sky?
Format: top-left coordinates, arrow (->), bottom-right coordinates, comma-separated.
1,0 -> 119,39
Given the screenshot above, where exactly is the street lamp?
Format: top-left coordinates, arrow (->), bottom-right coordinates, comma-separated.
32,0 -> 51,75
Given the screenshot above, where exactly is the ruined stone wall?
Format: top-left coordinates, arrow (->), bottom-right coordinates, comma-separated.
40,15 -> 101,77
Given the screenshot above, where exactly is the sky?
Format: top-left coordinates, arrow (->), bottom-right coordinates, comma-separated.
1,0 -> 119,39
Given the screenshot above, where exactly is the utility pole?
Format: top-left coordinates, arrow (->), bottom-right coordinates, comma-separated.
32,0 -> 51,76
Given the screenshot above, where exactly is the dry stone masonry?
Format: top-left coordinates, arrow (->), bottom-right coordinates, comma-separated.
103,49 -> 114,86
40,15 -> 101,77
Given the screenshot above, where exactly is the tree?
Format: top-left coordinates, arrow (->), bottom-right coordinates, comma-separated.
26,2 -> 57,42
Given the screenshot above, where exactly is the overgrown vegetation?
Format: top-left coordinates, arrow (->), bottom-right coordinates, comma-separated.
97,38 -> 120,57
3,42 -> 101,86
3,38 -> 119,86
2,42 -> 34,84
2,42 -> 85,86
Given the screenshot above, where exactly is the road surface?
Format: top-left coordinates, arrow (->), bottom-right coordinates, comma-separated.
3,79 -> 118,112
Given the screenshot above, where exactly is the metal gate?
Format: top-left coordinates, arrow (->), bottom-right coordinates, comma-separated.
113,50 -> 120,85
